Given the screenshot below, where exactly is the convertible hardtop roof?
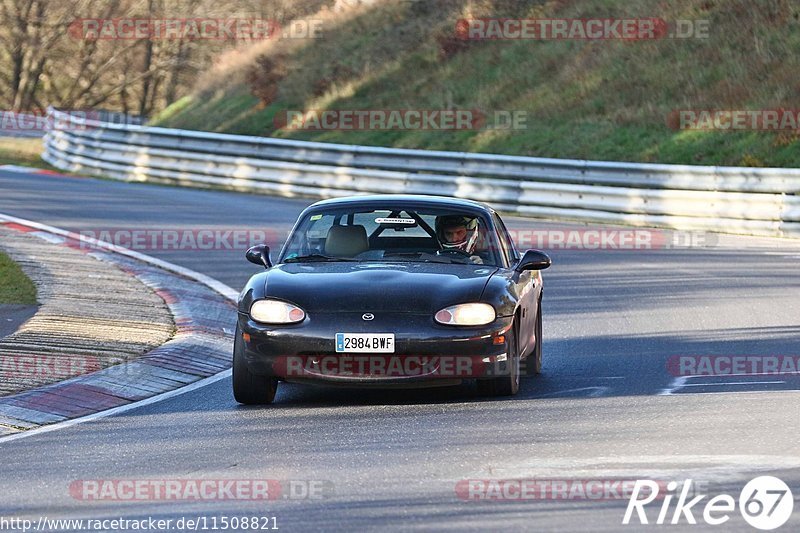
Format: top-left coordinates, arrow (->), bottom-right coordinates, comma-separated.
306,194 -> 495,214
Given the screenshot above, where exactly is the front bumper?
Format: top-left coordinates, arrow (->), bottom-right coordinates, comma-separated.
238,311 -> 515,386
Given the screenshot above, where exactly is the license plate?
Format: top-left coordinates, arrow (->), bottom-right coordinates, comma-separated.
335,333 -> 395,353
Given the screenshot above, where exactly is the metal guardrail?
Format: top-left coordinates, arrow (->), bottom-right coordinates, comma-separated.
42,107 -> 799,238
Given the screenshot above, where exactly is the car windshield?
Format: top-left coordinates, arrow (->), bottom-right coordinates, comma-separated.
280,207 -> 502,266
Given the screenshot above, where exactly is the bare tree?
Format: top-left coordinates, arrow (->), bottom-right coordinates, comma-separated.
0,0 -> 334,114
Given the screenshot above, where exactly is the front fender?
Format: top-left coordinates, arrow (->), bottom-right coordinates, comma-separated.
480,270 -> 522,317
238,271 -> 269,314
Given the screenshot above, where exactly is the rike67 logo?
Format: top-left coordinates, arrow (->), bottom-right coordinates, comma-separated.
623,476 -> 794,530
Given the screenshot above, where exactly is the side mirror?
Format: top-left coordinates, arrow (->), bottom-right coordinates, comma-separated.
515,249 -> 551,272
246,244 -> 272,269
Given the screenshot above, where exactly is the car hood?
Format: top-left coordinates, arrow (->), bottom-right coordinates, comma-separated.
263,262 -> 498,314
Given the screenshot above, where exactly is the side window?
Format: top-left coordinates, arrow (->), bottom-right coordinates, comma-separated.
493,213 -> 517,266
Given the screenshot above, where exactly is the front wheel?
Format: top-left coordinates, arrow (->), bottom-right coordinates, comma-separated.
477,321 -> 520,397
524,300 -> 543,376
232,325 -> 278,405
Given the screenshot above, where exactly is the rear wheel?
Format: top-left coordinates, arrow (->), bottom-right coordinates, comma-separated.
477,321 -> 520,397
232,325 -> 278,405
524,300 -> 543,376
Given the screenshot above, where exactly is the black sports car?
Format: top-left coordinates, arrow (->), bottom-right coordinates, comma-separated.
233,195 -> 551,404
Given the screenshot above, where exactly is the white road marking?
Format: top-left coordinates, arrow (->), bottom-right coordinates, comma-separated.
660,373 -> 797,395
680,381 -> 785,387
484,455 -> 800,482
538,386 -> 610,397
659,375 -> 689,395
29,231 -> 65,244
0,370 -> 231,445
0,165 -> 41,173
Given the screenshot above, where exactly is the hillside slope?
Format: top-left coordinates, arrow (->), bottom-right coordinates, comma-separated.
153,0 -> 800,167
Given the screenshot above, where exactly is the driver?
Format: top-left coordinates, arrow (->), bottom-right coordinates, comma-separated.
435,215 -> 484,264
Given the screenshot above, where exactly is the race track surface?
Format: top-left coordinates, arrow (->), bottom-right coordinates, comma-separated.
1,170 -> 798,532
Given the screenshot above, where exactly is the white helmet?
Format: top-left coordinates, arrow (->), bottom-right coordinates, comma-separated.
435,215 -> 479,254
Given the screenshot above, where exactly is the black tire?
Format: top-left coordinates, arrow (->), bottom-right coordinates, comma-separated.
477,320 -> 520,397
524,300 -> 543,376
232,325 -> 278,405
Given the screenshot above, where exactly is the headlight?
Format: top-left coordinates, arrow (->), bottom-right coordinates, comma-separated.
250,299 -> 306,324
434,303 -> 496,326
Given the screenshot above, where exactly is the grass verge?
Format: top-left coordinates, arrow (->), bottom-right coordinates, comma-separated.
0,251 -> 37,304
153,0 -> 800,168
0,137 -> 59,171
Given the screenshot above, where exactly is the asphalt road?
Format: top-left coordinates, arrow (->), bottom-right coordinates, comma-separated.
0,304 -> 37,339
0,169 -> 799,532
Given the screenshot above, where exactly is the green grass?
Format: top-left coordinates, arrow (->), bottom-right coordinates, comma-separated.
153,0 -> 800,168
0,137 -> 59,171
0,251 -> 37,304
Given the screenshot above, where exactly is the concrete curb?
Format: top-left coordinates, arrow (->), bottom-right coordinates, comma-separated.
0,215 -> 237,437
0,226 -> 174,396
